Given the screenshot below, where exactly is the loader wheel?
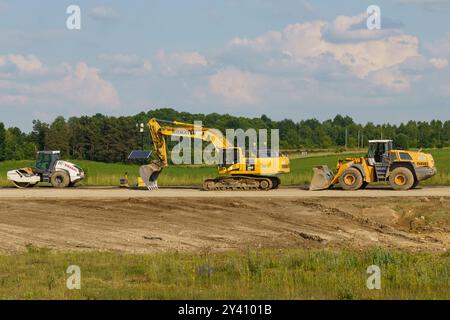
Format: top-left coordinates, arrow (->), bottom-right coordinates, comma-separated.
339,168 -> 363,191
51,171 -> 70,188
389,167 -> 414,191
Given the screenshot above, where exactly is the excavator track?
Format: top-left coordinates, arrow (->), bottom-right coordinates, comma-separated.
202,176 -> 281,191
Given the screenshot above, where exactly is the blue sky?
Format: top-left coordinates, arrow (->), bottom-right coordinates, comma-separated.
1,0 -> 450,131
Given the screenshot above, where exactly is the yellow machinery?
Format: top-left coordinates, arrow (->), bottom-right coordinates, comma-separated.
310,140 -> 436,191
139,118 -> 290,191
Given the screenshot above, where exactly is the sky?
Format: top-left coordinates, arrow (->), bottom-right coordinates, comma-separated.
1,0 -> 450,131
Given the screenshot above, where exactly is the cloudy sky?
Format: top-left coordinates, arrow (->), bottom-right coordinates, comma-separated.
1,0 -> 450,131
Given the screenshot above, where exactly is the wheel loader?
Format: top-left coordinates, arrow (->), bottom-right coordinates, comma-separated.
7,151 -> 85,188
310,140 -> 436,191
139,118 -> 290,191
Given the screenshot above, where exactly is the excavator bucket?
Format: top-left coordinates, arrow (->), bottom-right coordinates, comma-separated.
309,165 -> 335,191
139,161 -> 164,190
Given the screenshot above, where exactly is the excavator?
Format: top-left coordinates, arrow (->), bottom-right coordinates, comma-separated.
139,118 -> 290,191
310,140 -> 436,191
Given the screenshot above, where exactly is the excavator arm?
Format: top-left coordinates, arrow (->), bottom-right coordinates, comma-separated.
140,118 -> 233,190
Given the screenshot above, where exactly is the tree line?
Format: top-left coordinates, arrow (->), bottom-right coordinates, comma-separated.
0,108 -> 449,162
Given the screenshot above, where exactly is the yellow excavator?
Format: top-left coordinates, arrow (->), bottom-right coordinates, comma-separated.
139,118 -> 290,191
310,140 -> 436,191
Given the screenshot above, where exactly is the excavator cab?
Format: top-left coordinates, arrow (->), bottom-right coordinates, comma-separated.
219,148 -> 241,167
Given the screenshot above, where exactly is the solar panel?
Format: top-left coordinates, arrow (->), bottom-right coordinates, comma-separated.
128,150 -> 152,160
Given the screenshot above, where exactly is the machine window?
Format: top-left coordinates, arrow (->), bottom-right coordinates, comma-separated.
389,152 -> 398,162
399,152 -> 412,161
36,154 -> 52,171
220,148 -> 240,166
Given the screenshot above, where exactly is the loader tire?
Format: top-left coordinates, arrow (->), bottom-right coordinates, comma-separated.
389,167 -> 414,191
339,167 -> 363,191
51,171 -> 70,188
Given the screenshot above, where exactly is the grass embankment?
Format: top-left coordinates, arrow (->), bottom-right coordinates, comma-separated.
0,247 -> 448,300
0,149 -> 449,187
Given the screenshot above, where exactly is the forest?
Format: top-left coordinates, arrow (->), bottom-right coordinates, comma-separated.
1,108 -> 449,163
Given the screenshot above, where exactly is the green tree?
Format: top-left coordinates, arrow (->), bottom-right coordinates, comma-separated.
4,127 -> 35,160
30,120 -> 49,150
45,116 -> 70,157
395,133 -> 409,150
0,122 -> 5,161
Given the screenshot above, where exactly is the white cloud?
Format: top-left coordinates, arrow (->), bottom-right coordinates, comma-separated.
0,94 -> 29,105
190,12 -> 450,109
429,58 -> 449,69
208,68 -> 263,105
323,14 -> 404,43
157,50 -> 208,76
0,60 -> 120,110
98,53 -> 152,76
88,6 -> 118,21
424,33 -> 450,57
230,16 -> 419,79
0,54 -> 46,76
369,67 -> 411,92
39,63 -> 120,109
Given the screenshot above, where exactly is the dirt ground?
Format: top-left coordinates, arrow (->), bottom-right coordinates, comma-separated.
0,187 -> 448,253
0,186 -> 450,199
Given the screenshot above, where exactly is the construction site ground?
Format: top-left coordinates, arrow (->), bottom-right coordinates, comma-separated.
0,186 -> 448,254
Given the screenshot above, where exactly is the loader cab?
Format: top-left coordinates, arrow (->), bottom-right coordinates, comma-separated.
35,151 -> 60,174
368,140 -> 393,164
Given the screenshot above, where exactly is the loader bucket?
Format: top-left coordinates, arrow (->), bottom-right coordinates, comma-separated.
139,161 -> 164,190
309,165 -> 335,191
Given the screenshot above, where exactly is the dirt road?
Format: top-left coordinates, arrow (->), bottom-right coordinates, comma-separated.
0,186 -> 449,199
0,187 -> 448,254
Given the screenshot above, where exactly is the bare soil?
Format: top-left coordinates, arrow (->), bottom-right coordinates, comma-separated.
0,188 -> 448,253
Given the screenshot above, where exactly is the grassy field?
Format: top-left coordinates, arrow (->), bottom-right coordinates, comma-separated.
1,149 -> 449,187
0,247 -> 448,299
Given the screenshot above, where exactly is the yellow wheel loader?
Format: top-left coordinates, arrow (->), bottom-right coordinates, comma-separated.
139,118 -> 290,191
310,140 -> 436,191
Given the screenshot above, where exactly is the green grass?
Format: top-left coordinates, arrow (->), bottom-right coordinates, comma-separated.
0,247 -> 448,299
1,149 -> 449,187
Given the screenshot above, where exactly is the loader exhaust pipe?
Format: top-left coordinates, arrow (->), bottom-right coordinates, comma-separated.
309,165 -> 335,191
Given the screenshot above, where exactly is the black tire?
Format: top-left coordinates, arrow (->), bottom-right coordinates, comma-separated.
411,180 -> 420,189
389,167 -> 414,191
339,167 -> 363,191
360,181 -> 369,189
51,171 -> 70,188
